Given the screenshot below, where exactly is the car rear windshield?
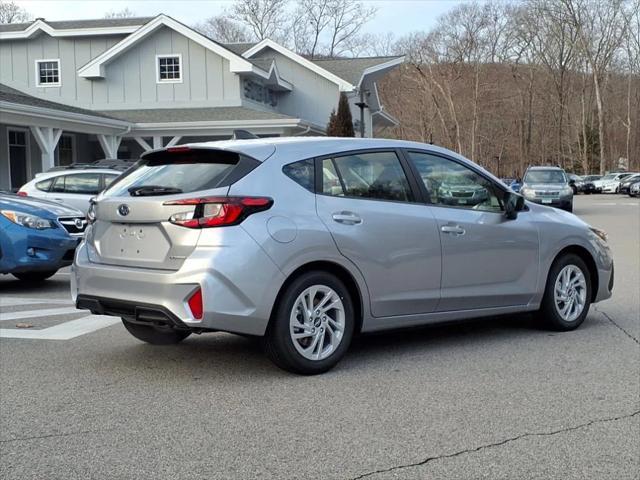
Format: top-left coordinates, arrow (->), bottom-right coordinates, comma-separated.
103,149 -> 258,197
524,170 -> 566,184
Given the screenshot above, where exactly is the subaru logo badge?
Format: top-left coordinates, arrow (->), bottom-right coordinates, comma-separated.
118,204 -> 130,216
74,218 -> 84,229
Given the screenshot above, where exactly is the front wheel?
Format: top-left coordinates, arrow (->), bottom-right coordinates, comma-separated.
122,319 -> 191,345
13,270 -> 57,282
537,254 -> 591,331
263,271 -> 355,375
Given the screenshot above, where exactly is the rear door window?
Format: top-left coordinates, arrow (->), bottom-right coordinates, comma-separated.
321,151 -> 413,202
64,174 -> 102,194
35,178 -> 53,192
104,149 -> 255,197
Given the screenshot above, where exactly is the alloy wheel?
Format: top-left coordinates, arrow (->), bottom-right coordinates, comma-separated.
553,265 -> 587,322
289,285 -> 345,361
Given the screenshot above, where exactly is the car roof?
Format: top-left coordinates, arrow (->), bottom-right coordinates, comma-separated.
149,137 -> 503,183
526,166 -> 564,171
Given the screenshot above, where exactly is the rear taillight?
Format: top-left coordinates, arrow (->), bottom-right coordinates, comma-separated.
164,196 -> 273,229
16,191 -> 27,197
187,288 -> 203,320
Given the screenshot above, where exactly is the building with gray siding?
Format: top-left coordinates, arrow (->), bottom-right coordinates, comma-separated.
0,15 -> 402,191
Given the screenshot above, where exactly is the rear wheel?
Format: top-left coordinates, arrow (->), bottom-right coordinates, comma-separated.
537,254 -> 591,331
122,319 -> 191,345
12,270 -> 57,282
263,271 -> 355,375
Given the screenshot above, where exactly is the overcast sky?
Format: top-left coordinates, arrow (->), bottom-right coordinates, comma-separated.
15,0 -> 462,36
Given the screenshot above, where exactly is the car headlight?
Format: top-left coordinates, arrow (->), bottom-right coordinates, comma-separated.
0,210 -> 55,230
521,187 -> 535,197
87,202 -> 96,224
562,186 -> 573,195
590,227 -> 608,242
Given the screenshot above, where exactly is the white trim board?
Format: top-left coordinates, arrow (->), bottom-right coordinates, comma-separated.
0,20 -> 143,40
78,14 -> 255,78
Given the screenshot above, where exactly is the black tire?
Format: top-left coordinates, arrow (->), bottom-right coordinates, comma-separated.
537,254 -> 592,331
122,319 -> 191,345
262,271 -> 355,375
565,203 -> 573,213
12,270 -> 57,282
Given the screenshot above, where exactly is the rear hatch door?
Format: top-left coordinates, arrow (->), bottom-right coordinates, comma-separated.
86,147 -> 260,271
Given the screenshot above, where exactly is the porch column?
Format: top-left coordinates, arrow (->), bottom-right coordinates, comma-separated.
97,134 -> 122,159
30,126 -> 62,171
152,136 -> 163,149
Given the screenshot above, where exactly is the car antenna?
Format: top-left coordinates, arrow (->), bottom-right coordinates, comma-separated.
232,129 -> 259,140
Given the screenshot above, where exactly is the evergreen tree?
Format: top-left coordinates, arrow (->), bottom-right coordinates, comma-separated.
326,93 -> 354,137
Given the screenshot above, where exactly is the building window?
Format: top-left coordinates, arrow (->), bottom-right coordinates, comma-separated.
157,55 -> 182,83
8,129 -> 29,190
56,134 -> 75,166
36,59 -> 61,86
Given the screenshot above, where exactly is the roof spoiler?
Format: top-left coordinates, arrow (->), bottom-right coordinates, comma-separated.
231,129 -> 259,140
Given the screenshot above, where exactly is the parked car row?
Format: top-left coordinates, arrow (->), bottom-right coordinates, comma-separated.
503,171 -> 640,198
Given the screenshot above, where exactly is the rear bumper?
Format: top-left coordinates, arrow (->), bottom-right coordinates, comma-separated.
71,228 -> 285,336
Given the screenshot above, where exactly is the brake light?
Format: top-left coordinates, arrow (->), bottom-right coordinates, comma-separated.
16,191 -> 27,197
187,288 -> 203,320
165,196 -> 273,228
167,146 -> 191,153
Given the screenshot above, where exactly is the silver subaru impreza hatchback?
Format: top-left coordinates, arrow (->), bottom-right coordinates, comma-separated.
72,138 -> 613,374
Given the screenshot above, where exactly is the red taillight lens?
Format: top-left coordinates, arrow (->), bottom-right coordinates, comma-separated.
165,196 -> 273,229
16,191 -> 27,197
187,288 -> 203,320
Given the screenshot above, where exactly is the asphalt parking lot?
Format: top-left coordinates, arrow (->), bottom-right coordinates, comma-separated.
1,194 -> 638,480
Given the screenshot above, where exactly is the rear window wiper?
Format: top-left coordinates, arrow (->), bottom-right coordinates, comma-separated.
128,185 -> 183,197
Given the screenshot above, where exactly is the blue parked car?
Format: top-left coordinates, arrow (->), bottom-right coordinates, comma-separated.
0,192 -> 87,281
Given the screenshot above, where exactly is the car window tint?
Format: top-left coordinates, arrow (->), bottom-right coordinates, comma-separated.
322,151 -> 413,202
283,159 -> 314,191
51,175 -> 65,193
408,151 -> 503,213
35,178 -> 53,192
104,174 -> 119,188
64,174 -> 102,194
524,170 -> 566,184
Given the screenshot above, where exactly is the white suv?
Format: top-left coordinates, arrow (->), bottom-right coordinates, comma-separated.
18,169 -> 122,214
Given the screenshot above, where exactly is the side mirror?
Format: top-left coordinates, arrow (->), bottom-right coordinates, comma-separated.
504,192 -> 525,220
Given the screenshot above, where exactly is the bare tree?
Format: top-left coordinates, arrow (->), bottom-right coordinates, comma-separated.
326,0 -> 376,57
0,0 -> 31,23
104,8 -> 136,19
562,0 -> 630,174
231,0 -> 288,41
194,15 -> 252,43
292,0 -> 333,58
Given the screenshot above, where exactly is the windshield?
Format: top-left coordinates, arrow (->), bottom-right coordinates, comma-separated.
601,174 -> 616,180
523,170 -> 566,184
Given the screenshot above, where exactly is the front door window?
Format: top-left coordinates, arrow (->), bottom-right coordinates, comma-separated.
8,130 -> 28,191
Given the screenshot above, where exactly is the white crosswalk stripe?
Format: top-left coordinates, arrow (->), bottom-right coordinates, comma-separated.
0,297 -> 119,340
0,307 -> 81,322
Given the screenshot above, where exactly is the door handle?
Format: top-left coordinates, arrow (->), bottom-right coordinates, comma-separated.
332,212 -> 362,225
441,225 -> 465,235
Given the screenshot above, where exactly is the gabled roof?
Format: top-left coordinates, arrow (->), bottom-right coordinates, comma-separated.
77,15 -> 256,78
243,39 -> 355,92
312,56 -> 404,88
0,17 -> 151,39
222,42 -> 258,56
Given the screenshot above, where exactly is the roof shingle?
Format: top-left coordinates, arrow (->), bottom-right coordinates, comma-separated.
100,107 -> 296,123
311,56 -> 403,85
0,17 -> 153,33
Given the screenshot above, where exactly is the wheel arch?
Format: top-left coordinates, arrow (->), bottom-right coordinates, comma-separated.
550,245 -> 599,302
268,260 -> 365,334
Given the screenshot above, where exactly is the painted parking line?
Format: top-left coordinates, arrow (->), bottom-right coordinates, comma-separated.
0,306 -> 81,322
0,315 -> 120,340
0,297 -> 73,308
